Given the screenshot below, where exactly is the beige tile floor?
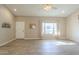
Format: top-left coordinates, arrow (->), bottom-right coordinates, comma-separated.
0,39 -> 79,55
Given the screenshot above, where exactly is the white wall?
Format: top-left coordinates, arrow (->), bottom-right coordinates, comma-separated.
15,16 -> 66,40
0,5 -> 15,46
66,10 -> 79,42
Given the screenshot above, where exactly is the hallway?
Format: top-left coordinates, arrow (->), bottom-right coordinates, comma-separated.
0,39 -> 78,55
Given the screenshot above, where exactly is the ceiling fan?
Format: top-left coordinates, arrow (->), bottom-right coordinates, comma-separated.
43,4 -> 57,11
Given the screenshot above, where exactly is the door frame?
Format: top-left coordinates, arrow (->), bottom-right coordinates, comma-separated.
16,21 -> 25,39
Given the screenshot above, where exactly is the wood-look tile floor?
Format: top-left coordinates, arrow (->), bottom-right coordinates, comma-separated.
0,39 -> 79,55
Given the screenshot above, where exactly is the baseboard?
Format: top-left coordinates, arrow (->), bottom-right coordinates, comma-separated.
24,38 -> 41,40
16,38 -> 25,40
0,38 -> 15,46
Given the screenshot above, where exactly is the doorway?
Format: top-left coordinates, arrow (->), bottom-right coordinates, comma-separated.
16,22 -> 25,39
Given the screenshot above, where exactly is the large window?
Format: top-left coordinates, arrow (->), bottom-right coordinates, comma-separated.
42,23 -> 57,35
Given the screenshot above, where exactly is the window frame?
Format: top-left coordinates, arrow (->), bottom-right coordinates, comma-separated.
42,22 -> 57,35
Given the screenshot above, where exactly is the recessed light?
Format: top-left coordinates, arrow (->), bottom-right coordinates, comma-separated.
62,10 -> 65,13
14,9 -> 16,11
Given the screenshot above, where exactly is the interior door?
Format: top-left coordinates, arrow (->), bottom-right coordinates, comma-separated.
16,22 -> 25,39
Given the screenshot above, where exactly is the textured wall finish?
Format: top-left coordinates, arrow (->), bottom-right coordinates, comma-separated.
66,10 -> 79,42
0,5 -> 15,46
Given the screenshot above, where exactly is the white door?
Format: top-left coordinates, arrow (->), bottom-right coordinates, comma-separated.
16,22 -> 25,39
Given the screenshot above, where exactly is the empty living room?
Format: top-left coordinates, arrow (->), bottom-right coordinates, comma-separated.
0,4 -> 79,55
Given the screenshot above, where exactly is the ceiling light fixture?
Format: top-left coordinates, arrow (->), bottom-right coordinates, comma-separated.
43,4 -> 57,11
43,4 -> 52,11
14,9 -> 16,11
62,10 -> 65,13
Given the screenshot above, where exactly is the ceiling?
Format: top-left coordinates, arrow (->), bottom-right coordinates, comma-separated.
5,4 -> 79,17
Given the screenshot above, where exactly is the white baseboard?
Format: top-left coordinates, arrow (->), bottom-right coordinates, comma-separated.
24,38 -> 41,40
16,38 -> 24,40
0,38 -> 15,46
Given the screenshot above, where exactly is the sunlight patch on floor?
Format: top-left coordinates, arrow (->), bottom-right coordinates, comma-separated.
41,40 -> 76,46
55,41 -> 76,45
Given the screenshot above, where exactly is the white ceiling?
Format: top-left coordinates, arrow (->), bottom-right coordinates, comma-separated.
5,4 -> 79,17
